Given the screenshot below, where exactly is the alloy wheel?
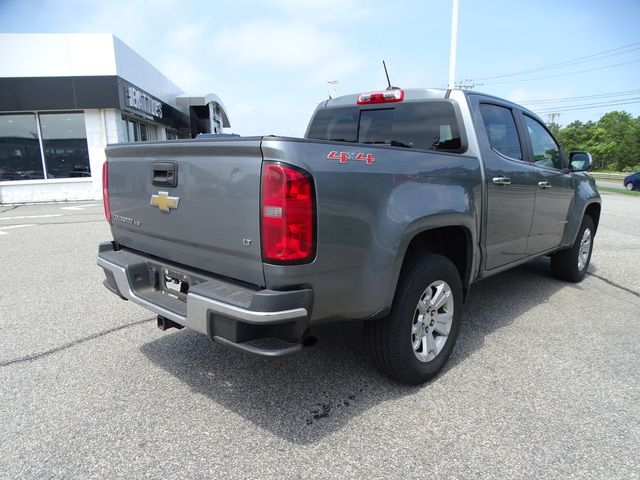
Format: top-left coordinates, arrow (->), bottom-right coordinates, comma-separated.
411,280 -> 454,362
577,228 -> 592,271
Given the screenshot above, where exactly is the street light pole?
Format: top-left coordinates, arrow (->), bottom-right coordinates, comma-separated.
327,80 -> 339,99
448,0 -> 459,89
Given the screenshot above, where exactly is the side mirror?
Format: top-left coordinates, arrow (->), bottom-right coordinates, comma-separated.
569,151 -> 593,172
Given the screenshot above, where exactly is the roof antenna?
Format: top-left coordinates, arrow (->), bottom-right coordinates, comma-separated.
383,60 -> 399,90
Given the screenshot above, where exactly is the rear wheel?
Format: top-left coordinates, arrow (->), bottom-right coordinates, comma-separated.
550,216 -> 594,282
365,253 -> 462,385
625,182 -> 634,191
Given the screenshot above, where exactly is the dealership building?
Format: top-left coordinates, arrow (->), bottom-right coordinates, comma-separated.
0,33 -> 230,203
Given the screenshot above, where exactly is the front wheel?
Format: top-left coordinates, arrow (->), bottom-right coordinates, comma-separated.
625,182 -> 634,191
365,253 -> 462,385
550,216 -> 594,282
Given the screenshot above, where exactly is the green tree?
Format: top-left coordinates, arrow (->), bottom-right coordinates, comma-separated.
551,111 -> 640,172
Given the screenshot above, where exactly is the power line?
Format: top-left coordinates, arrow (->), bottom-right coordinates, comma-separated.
536,99 -> 640,113
551,110 -> 623,121
518,89 -> 640,104
535,98 -> 640,114
473,41 -> 640,81
483,59 -> 640,85
454,79 -> 480,89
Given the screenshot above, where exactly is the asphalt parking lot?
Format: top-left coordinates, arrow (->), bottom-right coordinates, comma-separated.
1,192 -> 638,479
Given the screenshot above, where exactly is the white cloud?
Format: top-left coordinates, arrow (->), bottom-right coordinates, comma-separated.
223,93 -> 315,137
262,0 -> 375,21
76,0 -> 180,45
213,19 -> 364,80
214,20 -> 358,74
155,18 -> 216,93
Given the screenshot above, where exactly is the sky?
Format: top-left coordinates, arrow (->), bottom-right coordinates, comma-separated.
1,0 -> 639,136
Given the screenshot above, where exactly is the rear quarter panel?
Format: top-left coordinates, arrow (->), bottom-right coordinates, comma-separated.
261,138 -> 482,324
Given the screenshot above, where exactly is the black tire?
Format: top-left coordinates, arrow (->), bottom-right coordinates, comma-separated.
365,253 -> 463,385
625,182 -> 634,191
550,216 -> 594,282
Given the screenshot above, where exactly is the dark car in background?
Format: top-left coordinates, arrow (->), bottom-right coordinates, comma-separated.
624,172 -> 640,190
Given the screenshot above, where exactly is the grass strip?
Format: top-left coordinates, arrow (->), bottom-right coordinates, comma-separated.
598,186 -> 640,196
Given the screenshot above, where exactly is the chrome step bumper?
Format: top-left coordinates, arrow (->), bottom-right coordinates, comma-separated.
97,242 -> 312,356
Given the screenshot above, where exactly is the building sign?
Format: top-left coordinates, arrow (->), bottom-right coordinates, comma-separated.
125,86 -> 163,118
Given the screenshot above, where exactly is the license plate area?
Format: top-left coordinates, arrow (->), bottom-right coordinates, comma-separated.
159,268 -> 190,302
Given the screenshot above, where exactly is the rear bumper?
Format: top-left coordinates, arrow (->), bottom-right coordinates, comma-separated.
97,242 -> 312,356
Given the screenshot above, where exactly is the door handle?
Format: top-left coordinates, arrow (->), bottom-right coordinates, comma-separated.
538,181 -> 551,189
492,176 -> 511,185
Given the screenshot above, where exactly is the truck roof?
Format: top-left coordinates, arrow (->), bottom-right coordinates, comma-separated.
321,88 -> 449,108
319,87 -> 541,121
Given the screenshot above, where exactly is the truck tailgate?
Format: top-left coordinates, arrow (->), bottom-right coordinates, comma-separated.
105,139 -> 265,287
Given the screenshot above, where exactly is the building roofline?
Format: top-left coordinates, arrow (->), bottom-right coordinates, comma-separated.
176,94 -> 231,127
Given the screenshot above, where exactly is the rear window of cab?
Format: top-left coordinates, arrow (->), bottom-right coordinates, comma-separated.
306,101 -> 464,153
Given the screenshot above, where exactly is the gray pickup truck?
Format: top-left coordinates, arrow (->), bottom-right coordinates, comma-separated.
98,87 -> 601,384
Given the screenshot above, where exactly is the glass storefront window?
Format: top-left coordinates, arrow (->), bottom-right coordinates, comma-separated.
166,129 -> 178,140
127,118 -> 138,142
115,115 -> 128,143
147,123 -> 157,141
166,129 -> 188,140
40,112 -> 90,178
0,114 -> 44,181
122,115 -> 159,142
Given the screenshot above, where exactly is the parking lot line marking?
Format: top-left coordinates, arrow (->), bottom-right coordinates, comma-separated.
0,214 -> 62,220
61,203 -> 100,211
0,224 -> 36,235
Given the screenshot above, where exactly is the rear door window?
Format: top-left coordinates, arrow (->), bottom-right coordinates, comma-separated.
479,104 -> 522,160
306,101 -> 463,152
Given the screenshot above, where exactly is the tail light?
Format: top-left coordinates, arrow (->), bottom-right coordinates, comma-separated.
261,162 -> 315,264
102,161 -> 112,224
357,89 -> 404,105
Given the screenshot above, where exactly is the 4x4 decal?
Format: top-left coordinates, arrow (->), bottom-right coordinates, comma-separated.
327,151 -> 375,165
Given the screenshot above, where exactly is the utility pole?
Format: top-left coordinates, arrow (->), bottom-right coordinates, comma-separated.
546,113 -> 560,125
448,0 -> 460,89
327,80 -> 339,98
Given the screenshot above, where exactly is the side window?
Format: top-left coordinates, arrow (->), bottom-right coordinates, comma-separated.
392,102 -> 462,151
479,104 -> 522,160
523,116 -> 562,170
